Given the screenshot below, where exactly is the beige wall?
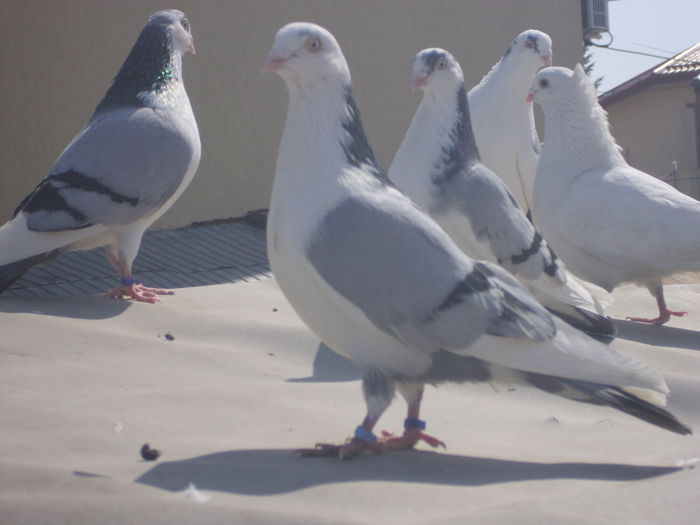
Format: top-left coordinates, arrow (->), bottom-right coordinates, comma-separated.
606,82 -> 700,199
1,0 -> 583,230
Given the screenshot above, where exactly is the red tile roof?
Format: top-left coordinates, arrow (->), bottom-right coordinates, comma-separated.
599,42 -> 700,107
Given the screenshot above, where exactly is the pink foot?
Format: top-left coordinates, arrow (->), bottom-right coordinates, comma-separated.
107,283 -> 174,303
627,310 -> 687,326
380,428 -> 446,451
296,437 -> 386,459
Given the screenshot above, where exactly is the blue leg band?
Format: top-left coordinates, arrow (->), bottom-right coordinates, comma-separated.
121,276 -> 135,286
404,418 -> 426,430
354,426 -> 377,444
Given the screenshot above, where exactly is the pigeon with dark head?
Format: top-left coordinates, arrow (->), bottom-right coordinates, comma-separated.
0,10 -> 200,302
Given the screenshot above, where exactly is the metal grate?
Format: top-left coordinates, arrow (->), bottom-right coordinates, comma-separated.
3,218 -> 271,298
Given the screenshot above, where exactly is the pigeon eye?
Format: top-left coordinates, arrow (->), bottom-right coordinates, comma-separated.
181,18 -> 190,32
525,39 -> 534,49
306,37 -> 322,52
436,59 -> 447,70
539,78 -> 549,88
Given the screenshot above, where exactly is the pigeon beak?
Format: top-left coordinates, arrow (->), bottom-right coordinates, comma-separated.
189,38 -> 196,55
526,90 -> 535,103
411,75 -> 429,92
542,54 -> 552,67
263,51 -> 289,73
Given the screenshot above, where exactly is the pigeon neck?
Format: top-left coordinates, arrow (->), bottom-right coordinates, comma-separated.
271,81 -> 389,247
93,24 -> 181,115
541,93 -> 624,170
279,82 -> 387,187
470,59 -> 535,116
428,83 -> 480,184
390,82 -> 478,203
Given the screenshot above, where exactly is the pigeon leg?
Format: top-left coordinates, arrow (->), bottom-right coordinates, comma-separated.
297,373 -> 395,459
627,285 -> 687,325
105,250 -> 172,303
380,383 -> 446,451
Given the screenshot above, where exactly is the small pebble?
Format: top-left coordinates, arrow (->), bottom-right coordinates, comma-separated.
272,308 -> 278,312
164,333 -> 175,341
140,443 -> 161,461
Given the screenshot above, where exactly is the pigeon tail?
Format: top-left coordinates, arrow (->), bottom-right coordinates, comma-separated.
523,372 -> 691,435
545,305 -> 617,344
0,250 -> 62,295
563,379 -> 692,435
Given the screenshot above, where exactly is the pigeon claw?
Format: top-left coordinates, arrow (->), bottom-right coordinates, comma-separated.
380,428 -> 446,451
107,283 -> 174,303
627,309 -> 687,326
295,438 -> 386,459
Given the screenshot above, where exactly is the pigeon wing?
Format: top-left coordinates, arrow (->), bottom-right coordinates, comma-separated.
16,107 -> 197,232
438,163 -> 561,282
306,189 -> 557,352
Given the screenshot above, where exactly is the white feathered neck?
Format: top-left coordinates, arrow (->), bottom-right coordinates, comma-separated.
469,55 -> 536,118
390,81 -> 477,204
540,74 -> 625,171
270,72 -> 387,248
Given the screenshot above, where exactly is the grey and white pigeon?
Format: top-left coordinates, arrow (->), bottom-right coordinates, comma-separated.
469,29 -> 552,219
264,22 -> 689,459
529,65 -> 700,325
389,48 -> 615,342
0,10 -> 200,302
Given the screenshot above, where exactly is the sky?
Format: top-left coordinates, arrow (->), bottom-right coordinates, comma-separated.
588,0 -> 700,93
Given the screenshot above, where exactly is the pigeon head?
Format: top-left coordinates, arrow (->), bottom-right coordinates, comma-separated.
93,10 -> 194,115
502,29 -> 553,69
147,9 -> 195,56
411,48 -> 464,93
527,64 -> 590,107
528,64 -> 620,159
264,22 -> 350,91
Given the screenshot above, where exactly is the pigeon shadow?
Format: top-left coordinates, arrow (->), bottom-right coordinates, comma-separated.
0,294 -> 131,320
135,448 -> 680,496
287,343 -> 361,383
613,319 -> 700,351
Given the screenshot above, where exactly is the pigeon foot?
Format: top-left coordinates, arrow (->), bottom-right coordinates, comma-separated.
296,437 -> 386,459
380,428 -> 446,451
626,309 -> 687,326
107,283 -> 174,303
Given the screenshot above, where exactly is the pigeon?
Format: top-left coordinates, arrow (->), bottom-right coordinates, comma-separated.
0,10 -> 201,303
264,22 -> 689,459
529,64 -> 700,325
468,29 -> 552,219
389,48 -> 615,343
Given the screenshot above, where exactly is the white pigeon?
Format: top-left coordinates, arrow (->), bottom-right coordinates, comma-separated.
0,10 -> 201,303
264,22 -> 690,459
389,48 -> 615,343
469,29 -> 552,219
529,64 -> 700,325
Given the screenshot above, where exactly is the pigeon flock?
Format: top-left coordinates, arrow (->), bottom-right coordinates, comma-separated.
1,12 -> 698,458
265,21 -> 691,457
388,47 -> 614,343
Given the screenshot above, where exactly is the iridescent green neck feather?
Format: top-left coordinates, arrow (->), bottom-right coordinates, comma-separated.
93,24 -> 176,116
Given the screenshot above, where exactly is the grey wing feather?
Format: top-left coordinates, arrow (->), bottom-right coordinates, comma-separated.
308,190 -> 556,351
19,107 -> 197,232
438,163 -> 561,281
